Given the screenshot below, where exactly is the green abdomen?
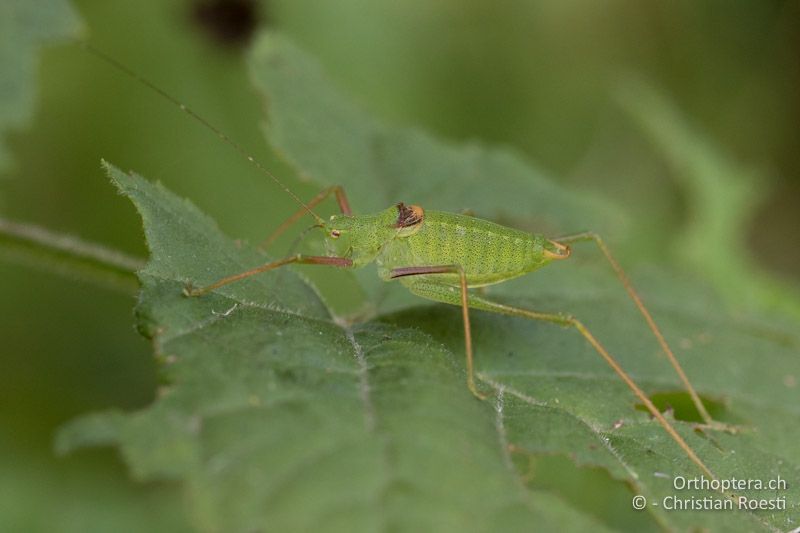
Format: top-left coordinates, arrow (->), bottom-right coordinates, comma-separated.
377,210 -> 547,287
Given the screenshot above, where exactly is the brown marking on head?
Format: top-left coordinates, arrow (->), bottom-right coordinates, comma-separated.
394,202 -> 425,228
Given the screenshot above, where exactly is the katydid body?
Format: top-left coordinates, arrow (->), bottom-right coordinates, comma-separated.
327,205 -> 569,282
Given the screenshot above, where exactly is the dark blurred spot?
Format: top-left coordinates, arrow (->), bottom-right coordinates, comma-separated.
191,0 -> 264,49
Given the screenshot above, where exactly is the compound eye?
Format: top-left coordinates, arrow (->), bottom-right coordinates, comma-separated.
330,230 -> 341,239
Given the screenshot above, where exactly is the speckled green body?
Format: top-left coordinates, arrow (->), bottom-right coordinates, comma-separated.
378,210 -> 553,287
325,205 -> 561,290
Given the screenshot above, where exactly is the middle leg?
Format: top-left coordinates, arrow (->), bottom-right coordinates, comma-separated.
390,265 -> 483,398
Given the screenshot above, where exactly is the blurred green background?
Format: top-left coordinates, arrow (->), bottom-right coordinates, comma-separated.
1,0 -> 798,530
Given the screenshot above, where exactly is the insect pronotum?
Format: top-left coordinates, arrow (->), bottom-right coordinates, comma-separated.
84,42 -> 729,481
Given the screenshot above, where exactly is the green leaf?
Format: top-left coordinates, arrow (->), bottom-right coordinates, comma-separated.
0,0 -> 81,172
253,34 -> 623,241
59,38 -> 800,532
59,167 -> 800,531
61,164 -> 615,532
617,80 -> 800,321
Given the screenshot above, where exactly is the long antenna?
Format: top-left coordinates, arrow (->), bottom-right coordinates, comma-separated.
80,41 -> 324,224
